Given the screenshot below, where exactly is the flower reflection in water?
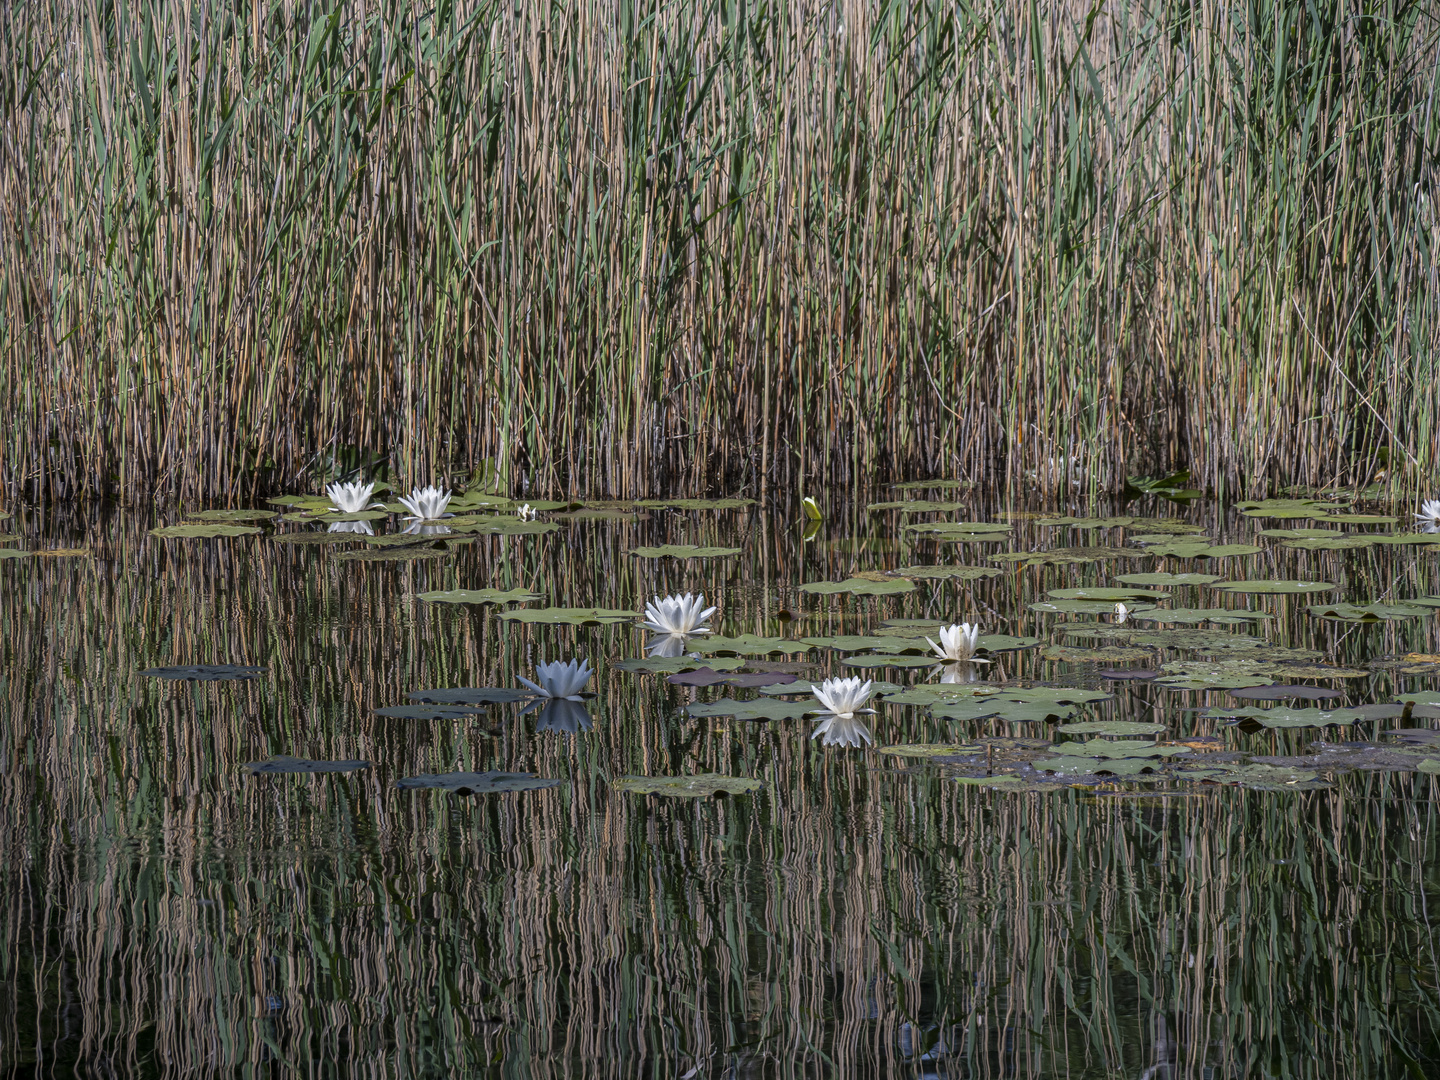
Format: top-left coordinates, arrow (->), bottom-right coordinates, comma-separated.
327,520 -> 375,535
936,661 -> 980,684
527,698 -> 593,734
401,521 -> 454,536
645,634 -> 689,658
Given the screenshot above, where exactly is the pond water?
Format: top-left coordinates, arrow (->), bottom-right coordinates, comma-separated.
3,491 -> 1439,1077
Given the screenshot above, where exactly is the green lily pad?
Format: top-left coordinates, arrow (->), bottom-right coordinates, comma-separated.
802,635 -> 927,652
150,524 -> 263,538
407,688 -> 533,704
891,480 -> 972,490
1236,498 -> 1345,510
1056,721 -> 1167,736
953,775 -> 1040,788
1048,587 -> 1170,601
1035,516 -> 1136,528
246,756 -> 370,775
1155,660 -> 1280,689
0,549 -> 31,559
1114,572 -> 1224,586
1048,740 -> 1184,759
1043,645 -> 1156,663
685,698 -> 815,721
611,656 -> 745,673
799,577 -> 917,596
934,699 -> 1077,723
1307,603 -> 1433,621
1257,528 -> 1346,538
1031,600 -> 1159,615
636,498 -> 755,510
1366,533 -> 1440,545
883,685 -> 1005,705
1128,607 -> 1274,625
888,565 -> 1005,581
1180,763 -> 1325,788
1211,580 -> 1337,595
188,509 -> 279,522
989,546 -> 1143,566
612,774 -> 763,797
1205,706 -> 1367,728
332,548 -> 452,563
903,521 -> 1013,534
417,588 -> 543,605
374,704 -> 488,719
876,744 -> 984,758
1309,513 -> 1398,524
867,500 -> 967,512
359,534 -> 438,547
270,531 -> 356,545
1185,544 -> 1265,558
448,518 -> 560,536
1280,537 -> 1375,551
628,545 -> 743,558
498,607 -> 638,625
842,654 -> 940,669
1418,759 -> 1440,775
395,771 -> 563,794
758,680 -> 903,697
693,635 -> 812,655
267,495 -> 334,509
1032,756 -> 1162,775
282,510 -> 390,522
1125,629 -> 1265,650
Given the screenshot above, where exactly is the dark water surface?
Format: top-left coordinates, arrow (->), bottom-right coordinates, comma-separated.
3,497 -> 1439,1077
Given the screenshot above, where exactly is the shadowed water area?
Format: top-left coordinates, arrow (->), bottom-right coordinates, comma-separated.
3,490 -> 1440,1077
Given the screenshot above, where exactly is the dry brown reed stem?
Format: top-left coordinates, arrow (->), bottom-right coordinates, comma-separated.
1,1 -> 1438,503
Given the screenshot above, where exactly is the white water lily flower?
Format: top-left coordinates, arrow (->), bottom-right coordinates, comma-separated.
517,658 -> 594,701
642,593 -> 717,636
1114,602 -> 1130,624
326,520 -> 375,536
810,713 -> 874,748
811,676 -> 877,718
1416,500 -> 1440,524
925,623 -> 992,664
325,479 -> 383,513
398,485 -> 453,521
517,504 -> 537,521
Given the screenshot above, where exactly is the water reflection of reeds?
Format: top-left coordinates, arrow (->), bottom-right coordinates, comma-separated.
1,506 -> 1438,1075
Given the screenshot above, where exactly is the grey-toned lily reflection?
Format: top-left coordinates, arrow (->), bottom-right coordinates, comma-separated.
809,676 -> 876,748
645,634 -> 688,658
398,485 -> 453,521
936,661 -> 979,684
400,521 -> 453,536
325,479 -> 384,513
531,698 -> 593,733
326,520 -> 375,535
518,658 -> 594,701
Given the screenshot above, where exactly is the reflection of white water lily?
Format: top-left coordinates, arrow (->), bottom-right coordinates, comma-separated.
812,676 -> 876,718
937,662 -> 979,684
326,520 -> 375,535
517,504 -> 537,521
646,634 -> 688,658
518,658 -> 594,700
925,623 -> 991,664
810,713 -> 874,748
1114,602 -> 1130,623
398,485 -> 453,521
401,521 -> 453,536
1416,500 -> 1440,524
325,480 -> 383,513
642,593 -> 717,635
531,698 -> 593,734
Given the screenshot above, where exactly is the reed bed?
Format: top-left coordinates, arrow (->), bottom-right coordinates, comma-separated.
2,0 -> 1438,502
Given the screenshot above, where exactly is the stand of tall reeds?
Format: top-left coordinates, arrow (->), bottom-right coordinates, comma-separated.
2,0 -> 1437,501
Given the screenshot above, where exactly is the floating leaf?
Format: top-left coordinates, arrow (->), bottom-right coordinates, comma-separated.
1366,533 -> 1440,545
150,524 -> 263,538
611,655 -> 745,673
1128,607 -> 1274,625
990,546 -> 1142,566
1056,721 -> 1167,736
636,498 -> 755,510
693,635 -> 812,655
867,500 -> 966,512
1043,645 -> 1156,663
283,510 -> 389,522
1048,740 -> 1184,759
1034,516 -> 1136,528
1309,513 -> 1398,524
611,774 -> 763,797
759,680 -> 902,697
891,479 -> 973,491
1114,572 -> 1224,586
332,548 -> 451,563
0,549 -> 31,559
267,495 -> 334,509
1419,760 -> 1440,775
888,565 -> 1004,581
1258,528 -> 1346,538
270,531 -> 356,546
1031,600 -> 1159,616
1048,587 -> 1170,601
876,744 -> 983,758
407,688 -> 533,704
1211,580 -> 1337,595
1281,537 -> 1375,551
1182,544 -> 1265,558
1155,660 -> 1280,689
417,588 -> 543,605
246,756 -> 370,775
668,670 -> 796,688
842,654 -> 940,669
1124,629 -> 1265,650
628,545 -> 742,558
1229,684 -> 1343,701
685,698 -> 814,721
802,634 -> 927,652
1307,602 -> 1432,622
903,521 -> 1013,534
799,577 -> 917,596
1205,706 -> 1367,728
1181,763 -> 1325,788
449,518 -> 560,535
498,606 -> 638,625
395,771 -> 563,794
142,664 -> 265,681
188,509 -> 279,522
375,704 -> 488,719
1033,756 -> 1161,775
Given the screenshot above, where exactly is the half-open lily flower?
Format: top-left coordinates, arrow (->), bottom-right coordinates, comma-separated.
517,658 -> 593,701
1416,500 -> 1440,525
325,480 -> 383,513
398,485 -> 453,521
517,504 -> 537,521
925,623 -> 992,664
642,593 -> 717,636
326,520 -> 375,536
646,634 -> 688,658
1114,602 -> 1130,624
401,521 -> 453,536
812,676 -> 876,718
810,713 -> 874,748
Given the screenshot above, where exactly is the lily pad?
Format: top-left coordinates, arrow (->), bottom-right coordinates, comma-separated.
1280,537 -> 1375,551
628,545 -> 742,558
685,698 -> 815,721
1211,580 -> 1337,595
876,744 -> 984,758
1035,516 -> 1135,528
867,500 -> 967,512
611,655 -> 746,673
1309,513 -> 1398,524
888,565 -> 1004,581
332,548 -> 451,563
498,607 -> 638,625
1048,740 -> 1184,759
283,510 -> 390,522
1205,706 -> 1368,728
1419,760 -> 1440,775
142,664 -> 265,681
668,670 -> 796,688
270,531 -> 356,546
1228,684 -> 1343,701
1032,756 -> 1162,775
1177,544 -> 1265,558
759,679 -> 903,697
1124,629 -> 1265,650
692,635 -> 812,655
933,699 -> 1076,724
799,577 -> 917,596
1031,600 -> 1159,616
903,521 -> 1013,534
1155,660 -> 1280,689
395,771 -> 563,794
1183,763 -> 1325,788
1114,572 -> 1224,586
1258,528 -> 1346,539
1056,721 -> 1167,736
448,518 -> 560,536
266,495 -> 334,509
1128,607 -> 1274,625
407,688 -> 533,704
150,524 -> 262,538
891,480 -> 972,490
611,774 -> 763,797
842,654 -> 941,669
188,509 -> 279,522
1048,587 -> 1170,601
989,546 -> 1142,566
0,549 -> 32,559
1307,603 -> 1433,621
1043,645 -> 1156,663
374,704 -> 488,719
246,756 -> 370,775
1366,533 -> 1440,545
802,635 -> 926,652
635,498 -> 755,510
417,588 -> 543,605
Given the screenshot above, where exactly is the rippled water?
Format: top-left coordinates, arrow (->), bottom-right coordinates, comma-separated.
3,497 -> 1439,1077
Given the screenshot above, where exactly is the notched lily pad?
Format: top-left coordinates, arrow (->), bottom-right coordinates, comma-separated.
1307,602 -> 1432,622
246,756 -> 370,775
799,577 -> 917,596
150,524 -> 263,538
611,774 -> 762,797
418,588 -> 543,605
395,771 -> 563,794
1211,580 -> 1337,595
498,606 -> 638,625
1114,572 -> 1224,586
628,545 -> 743,558
876,744 -> 984,759
142,664 -> 265,681
686,698 -> 814,721
188,509 -> 279,522
887,565 -> 1004,581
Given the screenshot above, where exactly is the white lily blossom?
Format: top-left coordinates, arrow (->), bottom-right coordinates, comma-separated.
925,623 -> 992,664
398,485 -> 453,521
811,676 -> 877,718
810,713 -> 874,748
325,480 -> 382,513
1114,602 -> 1130,624
517,658 -> 594,701
1416,500 -> 1440,524
517,504 -> 537,521
642,593 -> 717,636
